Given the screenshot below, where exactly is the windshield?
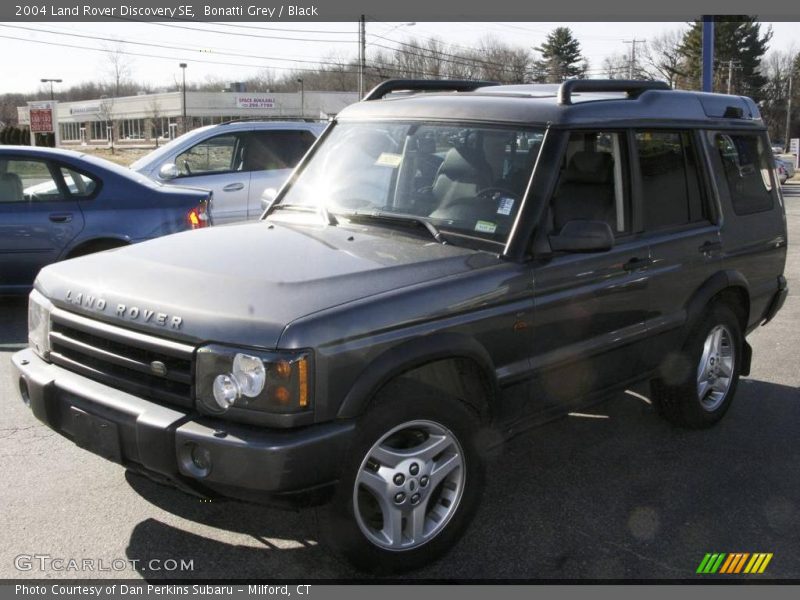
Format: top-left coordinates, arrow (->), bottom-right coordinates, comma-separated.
277,121 -> 544,245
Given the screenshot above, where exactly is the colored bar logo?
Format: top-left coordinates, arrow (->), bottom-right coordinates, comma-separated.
696,553 -> 773,574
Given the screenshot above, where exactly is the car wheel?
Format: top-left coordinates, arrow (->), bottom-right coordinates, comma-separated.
319,378 -> 485,573
653,304 -> 742,429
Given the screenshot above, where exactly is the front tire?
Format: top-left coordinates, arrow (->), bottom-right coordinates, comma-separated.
653,304 -> 743,429
319,379 -> 485,573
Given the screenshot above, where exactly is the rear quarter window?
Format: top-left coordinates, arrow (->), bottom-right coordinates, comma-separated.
714,133 -> 775,215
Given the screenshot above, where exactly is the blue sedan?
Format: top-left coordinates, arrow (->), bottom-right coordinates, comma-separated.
0,146 -> 211,295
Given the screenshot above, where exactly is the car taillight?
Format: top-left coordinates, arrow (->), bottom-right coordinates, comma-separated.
188,201 -> 210,229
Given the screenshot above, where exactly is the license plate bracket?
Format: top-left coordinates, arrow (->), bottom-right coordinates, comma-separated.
69,406 -> 122,464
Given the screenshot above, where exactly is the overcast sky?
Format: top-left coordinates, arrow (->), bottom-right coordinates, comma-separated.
0,21 -> 797,95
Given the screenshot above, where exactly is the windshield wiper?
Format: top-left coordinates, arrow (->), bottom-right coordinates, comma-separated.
269,203 -> 338,226
337,210 -> 447,244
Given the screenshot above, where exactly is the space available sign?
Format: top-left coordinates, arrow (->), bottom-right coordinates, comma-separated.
235,95 -> 276,109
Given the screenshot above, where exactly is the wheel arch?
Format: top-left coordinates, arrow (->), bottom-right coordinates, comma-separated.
64,236 -> 130,259
336,332 -> 500,422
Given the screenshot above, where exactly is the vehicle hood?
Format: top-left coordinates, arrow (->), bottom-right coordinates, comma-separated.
35,220 -> 497,349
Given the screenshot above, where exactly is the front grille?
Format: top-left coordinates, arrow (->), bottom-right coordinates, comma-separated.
48,307 -> 195,408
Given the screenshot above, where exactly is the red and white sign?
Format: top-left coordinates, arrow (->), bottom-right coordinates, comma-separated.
29,108 -> 54,133
235,95 -> 276,109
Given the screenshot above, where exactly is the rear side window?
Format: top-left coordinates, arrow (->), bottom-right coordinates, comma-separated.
243,130 -> 317,171
635,131 -> 708,231
715,133 -> 774,215
60,167 -> 98,198
175,134 -> 243,176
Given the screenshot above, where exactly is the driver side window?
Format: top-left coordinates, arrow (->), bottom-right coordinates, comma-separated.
548,131 -> 629,237
174,134 -> 244,177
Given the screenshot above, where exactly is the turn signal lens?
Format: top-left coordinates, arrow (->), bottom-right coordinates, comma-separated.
298,356 -> 309,408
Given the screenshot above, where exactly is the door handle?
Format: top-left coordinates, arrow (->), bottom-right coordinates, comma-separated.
222,183 -> 245,192
49,213 -> 73,223
623,257 -> 653,271
698,240 -> 722,253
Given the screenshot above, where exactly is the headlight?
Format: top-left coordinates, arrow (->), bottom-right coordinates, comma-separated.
196,345 -> 312,416
28,289 -> 53,359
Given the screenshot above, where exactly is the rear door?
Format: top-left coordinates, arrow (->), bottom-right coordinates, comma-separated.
245,128 -> 319,219
0,157 -> 85,291
636,130 -> 724,371
171,131 -> 249,224
530,130 -> 653,415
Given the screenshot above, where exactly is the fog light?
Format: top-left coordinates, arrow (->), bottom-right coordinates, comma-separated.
212,374 -> 240,410
19,378 -> 31,408
191,445 -> 212,472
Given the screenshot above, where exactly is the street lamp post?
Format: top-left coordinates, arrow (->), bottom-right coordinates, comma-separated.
296,78 -> 304,118
40,78 -> 62,101
179,63 -> 187,133
359,20 -> 415,98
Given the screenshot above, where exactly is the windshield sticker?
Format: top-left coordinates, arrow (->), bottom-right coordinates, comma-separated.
497,197 -> 515,215
475,220 -> 497,234
375,153 -> 403,168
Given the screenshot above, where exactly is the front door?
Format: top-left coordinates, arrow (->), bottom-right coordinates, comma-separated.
529,130 -> 652,416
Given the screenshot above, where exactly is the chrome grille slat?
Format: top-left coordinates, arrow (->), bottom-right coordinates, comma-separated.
48,307 -> 194,408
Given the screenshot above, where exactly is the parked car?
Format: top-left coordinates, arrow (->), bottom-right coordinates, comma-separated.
0,146 -> 210,295
776,161 -> 788,184
14,80 -> 788,572
130,121 -> 325,224
774,153 -> 795,180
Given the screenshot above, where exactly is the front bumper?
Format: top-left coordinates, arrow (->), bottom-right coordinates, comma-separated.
12,348 -> 354,506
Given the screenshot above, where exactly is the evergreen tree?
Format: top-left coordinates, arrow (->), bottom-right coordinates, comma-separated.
533,27 -> 586,83
679,17 -> 772,99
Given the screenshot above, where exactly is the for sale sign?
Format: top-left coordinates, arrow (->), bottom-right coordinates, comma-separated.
30,108 -> 54,133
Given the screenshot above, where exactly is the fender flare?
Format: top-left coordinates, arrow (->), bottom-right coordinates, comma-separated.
684,270 -> 750,331
336,332 -> 500,420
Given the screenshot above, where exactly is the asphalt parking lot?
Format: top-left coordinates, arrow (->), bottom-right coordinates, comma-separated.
1,185 -> 798,581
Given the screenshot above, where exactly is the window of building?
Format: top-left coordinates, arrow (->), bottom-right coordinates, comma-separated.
635,131 -> 708,231
60,122 -> 80,141
715,133 -> 775,215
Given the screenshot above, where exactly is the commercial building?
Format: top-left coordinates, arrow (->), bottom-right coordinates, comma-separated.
17,90 -> 358,145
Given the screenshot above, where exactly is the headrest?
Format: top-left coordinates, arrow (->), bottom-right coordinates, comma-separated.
565,151 -> 613,184
437,147 -> 486,182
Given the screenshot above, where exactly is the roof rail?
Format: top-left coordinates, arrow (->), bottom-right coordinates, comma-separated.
557,79 -> 671,106
363,79 -> 499,101
220,117 -> 322,125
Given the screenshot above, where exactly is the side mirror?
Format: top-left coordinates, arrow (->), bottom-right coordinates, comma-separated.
549,220 -> 615,253
260,187 -> 278,213
158,163 -> 179,180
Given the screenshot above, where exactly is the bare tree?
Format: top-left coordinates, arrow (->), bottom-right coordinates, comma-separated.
642,29 -> 686,87
147,97 -> 162,148
102,42 -> 133,98
97,96 -> 115,154
602,53 -> 632,79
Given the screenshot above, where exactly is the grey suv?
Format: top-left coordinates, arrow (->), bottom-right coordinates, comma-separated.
13,80 -> 788,572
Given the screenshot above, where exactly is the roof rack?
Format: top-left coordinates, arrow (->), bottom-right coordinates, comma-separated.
363,79 -> 499,101
220,117 -> 322,125
557,79 -> 670,106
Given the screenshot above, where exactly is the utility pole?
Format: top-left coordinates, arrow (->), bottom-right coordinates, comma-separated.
785,63 -> 794,152
359,15 -> 366,98
623,39 -> 645,79
726,59 -> 741,95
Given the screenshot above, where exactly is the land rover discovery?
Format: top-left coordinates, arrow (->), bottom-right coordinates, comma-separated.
13,79 -> 788,572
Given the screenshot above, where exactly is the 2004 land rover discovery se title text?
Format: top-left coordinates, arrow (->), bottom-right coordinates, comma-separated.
13,79 -> 788,573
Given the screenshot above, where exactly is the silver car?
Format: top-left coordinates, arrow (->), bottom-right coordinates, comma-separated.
130,121 -> 325,224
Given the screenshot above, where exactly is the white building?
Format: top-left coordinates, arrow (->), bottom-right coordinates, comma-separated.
17,90 -> 358,144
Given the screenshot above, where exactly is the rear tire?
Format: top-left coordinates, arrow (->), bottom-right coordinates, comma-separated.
652,304 -> 743,429
318,378 -> 485,573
